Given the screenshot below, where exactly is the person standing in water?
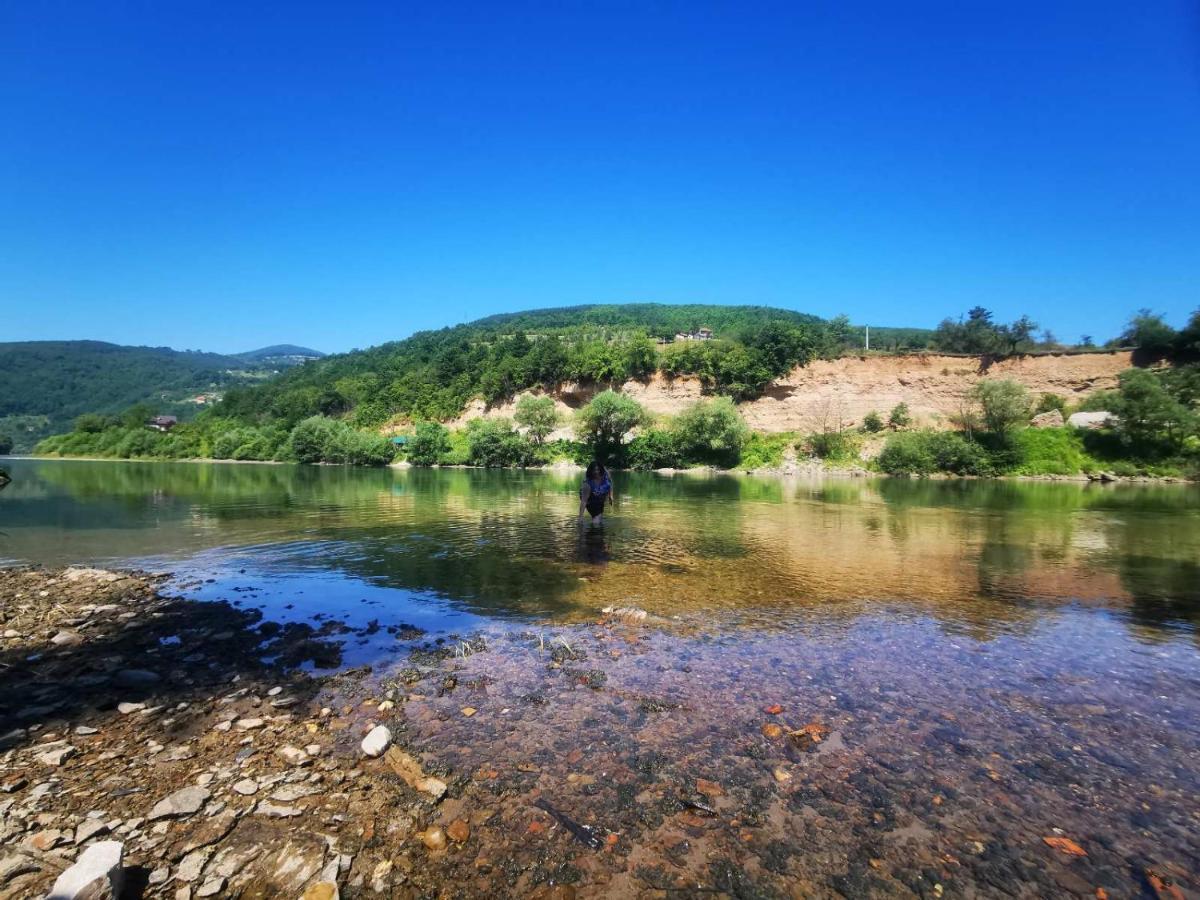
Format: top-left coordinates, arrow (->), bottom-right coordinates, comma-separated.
578,461 -> 614,524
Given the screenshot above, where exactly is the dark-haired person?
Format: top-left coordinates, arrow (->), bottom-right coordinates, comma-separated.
578,461 -> 614,524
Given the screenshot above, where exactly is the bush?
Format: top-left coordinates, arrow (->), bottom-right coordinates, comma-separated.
888,403 -> 912,430
877,430 -> 995,476
575,390 -> 647,464
285,415 -> 395,466
406,422 -> 452,466
287,417 -> 341,464
739,432 -> 793,470
1013,427 -> 1095,475
626,429 -> 680,470
1034,393 -> 1068,417
1110,368 -> 1195,452
861,411 -> 884,433
513,394 -> 559,445
466,418 -> 538,467
970,379 -> 1032,435
670,398 -> 747,467
804,431 -> 861,462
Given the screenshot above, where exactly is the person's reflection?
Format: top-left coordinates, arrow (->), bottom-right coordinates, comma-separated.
576,521 -> 611,567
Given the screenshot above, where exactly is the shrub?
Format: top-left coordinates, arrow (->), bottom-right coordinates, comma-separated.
739,432 -> 793,470
575,390 -> 647,464
861,411 -> 884,433
287,416 -> 341,464
466,418 -> 537,467
888,403 -> 912,430
1013,427 -> 1095,475
970,379 -> 1032,435
286,416 -> 395,466
804,430 -> 861,462
513,395 -> 559,445
1110,368 -> 1195,451
670,398 -> 747,467
1034,393 -> 1068,417
877,430 -> 995,476
406,422 -> 452,466
626,429 -> 680,470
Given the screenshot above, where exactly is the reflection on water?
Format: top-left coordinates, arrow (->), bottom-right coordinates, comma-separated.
1,458 -> 1198,639
3,460 -> 1200,894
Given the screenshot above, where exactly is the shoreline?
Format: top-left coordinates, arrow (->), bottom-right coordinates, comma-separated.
12,453 -> 1196,485
3,566 -> 1196,898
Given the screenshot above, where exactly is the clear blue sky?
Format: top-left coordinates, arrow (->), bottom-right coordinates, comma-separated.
3,2 -> 1198,354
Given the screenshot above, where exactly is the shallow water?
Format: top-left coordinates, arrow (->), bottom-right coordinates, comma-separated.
2,459 -> 1199,896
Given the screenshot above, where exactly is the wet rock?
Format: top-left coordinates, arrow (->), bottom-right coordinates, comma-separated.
761,723 -> 783,739
301,883 -> 339,900
383,746 -> 447,800
47,839 -> 124,900
421,826 -> 447,851
148,786 -> 211,820
360,725 -> 392,758
446,819 -> 470,843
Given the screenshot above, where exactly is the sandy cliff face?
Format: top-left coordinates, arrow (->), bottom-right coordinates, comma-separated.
444,351 -> 1133,435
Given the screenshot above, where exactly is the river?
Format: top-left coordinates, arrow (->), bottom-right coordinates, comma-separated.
2,458 -> 1199,896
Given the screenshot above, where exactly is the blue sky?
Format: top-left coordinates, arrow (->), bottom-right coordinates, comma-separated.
3,2 -> 1198,354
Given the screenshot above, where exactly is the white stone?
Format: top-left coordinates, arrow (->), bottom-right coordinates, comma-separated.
276,745 -> 309,766
148,786 -> 210,821
255,801 -> 302,818
231,779 -> 259,796
117,703 -> 145,715
46,840 -> 124,900
36,743 -> 77,766
360,725 -> 391,758
234,718 -> 264,731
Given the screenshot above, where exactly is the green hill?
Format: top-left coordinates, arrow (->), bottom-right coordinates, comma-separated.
0,341 -> 322,451
216,304 -> 932,429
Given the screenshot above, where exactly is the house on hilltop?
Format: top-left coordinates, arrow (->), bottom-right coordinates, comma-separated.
671,327 -> 714,342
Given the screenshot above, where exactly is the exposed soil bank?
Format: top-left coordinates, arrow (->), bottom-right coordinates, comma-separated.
448,351 -> 1136,436
4,568 -> 1200,898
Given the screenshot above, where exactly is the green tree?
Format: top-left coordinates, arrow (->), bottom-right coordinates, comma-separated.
1118,309 -> 1177,355
888,403 -> 912,430
287,416 -> 341,464
1110,369 -> 1194,450
575,390 -> 647,463
1175,309 -> 1200,359
406,422 -> 451,466
73,413 -> 109,434
513,395 -> 559,445
970,379 -> 1032,435
861,411 -> 884,433
670,398 -> 747,467
465,418 -> 536,467
0,433 -> 12,455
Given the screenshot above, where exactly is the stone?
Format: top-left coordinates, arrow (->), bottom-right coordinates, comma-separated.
195,876 -> 226,897
75,726 -> 99,736
46,840 -> 124,900
75,818 -> 111,844
255,801 -> 302,818
234,718 -> 264,731
360,725 -> 391,758
148,867 -> 169,885
421,826 -> 447,851
1067,410 -> 1115,429
773,766 -> 793,784
175,848 -> 212,882
37,743 -> 77,766
1031,408 -> 1065,428
28,829 -> 67,851
116,703 -> 145,715
384,746 -> 447,800
148,786 -> 211,821
231,779 -> 259,796
276,745 -> 309,765
269,784 -> 317,802
460,707 -> 477,717
51,630 -> 84,646
446,819 -> 470,843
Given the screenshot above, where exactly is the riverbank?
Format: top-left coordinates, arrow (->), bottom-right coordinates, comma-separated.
3,567 -> 1198,899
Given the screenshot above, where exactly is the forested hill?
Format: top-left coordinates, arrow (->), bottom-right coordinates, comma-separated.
0,340 -> 323,451
217,304 -> 933,429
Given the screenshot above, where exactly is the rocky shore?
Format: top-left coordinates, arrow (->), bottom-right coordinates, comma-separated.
2,568 -> 1196,900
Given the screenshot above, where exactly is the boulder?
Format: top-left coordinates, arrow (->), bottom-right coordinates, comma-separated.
1067,411 -> 1114,430
360,725 -> 391,758
47,840 -> 124,900
1030,409 -> 1064,428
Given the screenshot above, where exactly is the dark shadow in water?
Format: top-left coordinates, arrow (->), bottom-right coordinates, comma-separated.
575,522 -> 611,566
1119,555 -> 1200,631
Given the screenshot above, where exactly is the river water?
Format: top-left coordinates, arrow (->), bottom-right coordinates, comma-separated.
2,458 -> 1199,897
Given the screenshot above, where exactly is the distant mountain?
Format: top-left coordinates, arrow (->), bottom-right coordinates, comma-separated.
234,345 -> 326,365
0,340 -> 322,451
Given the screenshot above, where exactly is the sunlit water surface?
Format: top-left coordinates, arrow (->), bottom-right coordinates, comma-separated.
3,459 -> 1200,896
